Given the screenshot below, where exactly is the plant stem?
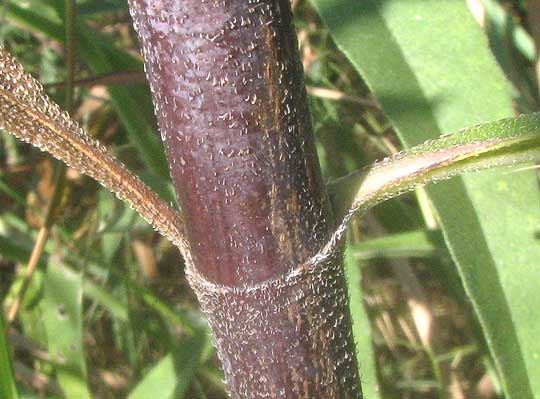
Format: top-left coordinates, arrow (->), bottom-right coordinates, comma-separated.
127,0 -> 362,397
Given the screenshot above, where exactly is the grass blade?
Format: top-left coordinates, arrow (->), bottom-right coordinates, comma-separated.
42,260 -> 91,398
351,229 -> 444,261
0,46 -> 187,251
311,1 -> 540,397
344,247 -> 381,399
7,2 -> 169,179
128,334 -> 210,399
0,314 -> 19,399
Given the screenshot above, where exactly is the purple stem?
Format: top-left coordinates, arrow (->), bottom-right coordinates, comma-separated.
128,0 -> 362,397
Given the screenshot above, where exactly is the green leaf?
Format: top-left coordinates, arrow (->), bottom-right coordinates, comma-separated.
0,313 -> 19,399
0,224 -> 195,334
329,113 -> 540,220
77,0 -> 128,18
42,260 -> 91,399
480,0 -> 538,112
344,247 -> 380,399
351,229 -> 444,261
7,3 -> 169,180
480,0 -> 535,62
311,1 -> 540,397
82,280 -> 129,322
97,189 -> 139,262
128,333 -> 210,399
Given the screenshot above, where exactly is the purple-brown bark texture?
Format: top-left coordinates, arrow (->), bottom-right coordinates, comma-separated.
128,0 -> 362,397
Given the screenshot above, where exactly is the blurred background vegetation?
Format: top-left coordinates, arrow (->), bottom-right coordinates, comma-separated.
0,0 -> 539,398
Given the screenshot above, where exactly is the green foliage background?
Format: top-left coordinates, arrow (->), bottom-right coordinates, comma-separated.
1,0 -> 540,398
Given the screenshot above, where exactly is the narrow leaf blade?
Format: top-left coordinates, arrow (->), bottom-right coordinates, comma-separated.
311,1 -> 540,397
129,334 -> 209,399
0,313 -> 19,399
344,247 -> 381,399
42,261 -> 91,399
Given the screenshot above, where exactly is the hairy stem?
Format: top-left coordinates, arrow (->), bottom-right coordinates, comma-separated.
129,0 -> 334,286
127,0 -> 361,397
2,6 -> 539,397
